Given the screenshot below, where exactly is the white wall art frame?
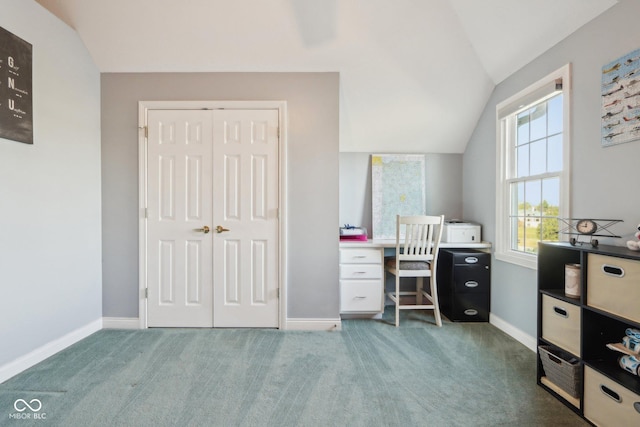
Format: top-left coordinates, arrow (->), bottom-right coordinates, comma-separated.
601,47 -> 640,147
371,154 -> 426,239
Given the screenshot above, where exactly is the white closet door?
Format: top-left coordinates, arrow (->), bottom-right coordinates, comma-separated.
212,110 -> 280,328
146,110 -> 214,327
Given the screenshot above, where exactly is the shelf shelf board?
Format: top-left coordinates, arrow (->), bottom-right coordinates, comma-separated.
540,241 -> 640,261
539,289 -> 581,306
584,360 -> 640,396
582,304 -> 640,329
540,376 -> 581,408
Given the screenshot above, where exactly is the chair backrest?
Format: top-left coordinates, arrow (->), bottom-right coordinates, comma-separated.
395,215 -> 444,265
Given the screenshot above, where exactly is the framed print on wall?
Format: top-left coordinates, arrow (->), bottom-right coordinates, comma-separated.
371,154 -> 426,239
0,26 -> 33,145
601,47 -> 640,147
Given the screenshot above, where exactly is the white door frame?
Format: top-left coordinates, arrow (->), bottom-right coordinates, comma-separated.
137,100 -> 288,329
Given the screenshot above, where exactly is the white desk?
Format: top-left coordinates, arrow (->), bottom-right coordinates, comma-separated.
339,239 -> 491,249
338,240 -> 491,318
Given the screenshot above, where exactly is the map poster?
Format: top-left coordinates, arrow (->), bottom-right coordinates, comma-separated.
371,154 -> 426,239
0,26 -> 33,145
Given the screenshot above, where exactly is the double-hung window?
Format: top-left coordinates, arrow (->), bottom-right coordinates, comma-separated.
496,65 -> 571,269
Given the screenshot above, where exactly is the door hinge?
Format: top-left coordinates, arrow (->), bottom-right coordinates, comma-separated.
144,208 -> 149,219
145,288 -> 148,299
277,288 -> 280,298
140,125 -> 148,138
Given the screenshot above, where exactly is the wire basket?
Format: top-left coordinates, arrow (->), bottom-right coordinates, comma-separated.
539,345 -> 582,398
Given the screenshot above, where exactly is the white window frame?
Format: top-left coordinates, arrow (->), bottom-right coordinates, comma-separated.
495,64 -> 571,270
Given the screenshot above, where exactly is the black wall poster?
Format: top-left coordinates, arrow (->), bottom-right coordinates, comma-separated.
0,26 -> 32,145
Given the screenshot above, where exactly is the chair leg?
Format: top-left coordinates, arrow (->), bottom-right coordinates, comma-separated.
395,273 -> 400,327
430,276 -> 442,327
416,277 -> 423,305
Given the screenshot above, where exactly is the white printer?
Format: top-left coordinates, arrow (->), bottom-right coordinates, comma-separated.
441,220 -> 481,243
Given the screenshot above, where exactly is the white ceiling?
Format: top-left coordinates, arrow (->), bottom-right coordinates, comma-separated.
34,0 -> 617,153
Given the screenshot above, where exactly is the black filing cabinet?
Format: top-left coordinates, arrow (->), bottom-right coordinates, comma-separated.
437,249 -> 491,322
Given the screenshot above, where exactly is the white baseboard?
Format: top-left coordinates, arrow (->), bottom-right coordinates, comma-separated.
285,318 -> 342,331
0,318 -> 102,384
489,313 -> 537,352
340,312 -> 383,320
102,317 -> 141,329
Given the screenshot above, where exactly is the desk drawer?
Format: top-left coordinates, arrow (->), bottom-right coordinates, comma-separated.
449,293 -> 489,322
339,248 -> 381,264
584,366 -> 640,426
450,252 -> 490,266
340,264 -> 382,279
542,294 -> 581,356
340,280 -> 383,312
587,253 -> 640,323
453,266 -> 490,293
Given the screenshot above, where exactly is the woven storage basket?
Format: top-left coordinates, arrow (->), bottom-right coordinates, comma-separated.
539,345 -> 582,398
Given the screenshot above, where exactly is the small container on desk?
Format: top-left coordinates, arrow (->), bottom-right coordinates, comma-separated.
340,225 -> 368,242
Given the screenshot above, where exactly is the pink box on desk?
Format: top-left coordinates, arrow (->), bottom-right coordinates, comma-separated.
340,235 -> 368,241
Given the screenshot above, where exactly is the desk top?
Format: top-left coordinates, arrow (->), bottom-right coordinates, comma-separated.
339,239 -> 491,249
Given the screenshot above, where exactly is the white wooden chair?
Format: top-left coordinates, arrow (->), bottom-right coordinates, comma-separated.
385,215 -> 445,327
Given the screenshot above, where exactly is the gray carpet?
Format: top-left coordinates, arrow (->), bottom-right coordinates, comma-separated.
0,310 -> 587,426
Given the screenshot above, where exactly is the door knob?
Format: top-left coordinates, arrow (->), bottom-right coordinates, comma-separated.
196,225 -> 210,234
215,225 -> 230,233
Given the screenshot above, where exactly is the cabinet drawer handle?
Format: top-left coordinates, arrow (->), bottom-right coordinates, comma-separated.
602,264 -> 625,278
464,257 -> 478,264
553,306 -> 568,318
353,255 -> 367,258
464,281 -> 479,288
600,384 -> 621,403
354,296 -> 367,299
546,353 -> 563,365
353,271 -> 367,275
464,309 -> 478,316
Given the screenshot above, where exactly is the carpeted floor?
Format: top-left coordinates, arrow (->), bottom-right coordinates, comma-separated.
0,310 -> 588,426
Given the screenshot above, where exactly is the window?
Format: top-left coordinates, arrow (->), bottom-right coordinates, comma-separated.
496,65 -> 571,269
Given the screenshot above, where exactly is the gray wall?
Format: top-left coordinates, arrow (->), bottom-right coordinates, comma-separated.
101,72 -> 339,320
0,0 -> 102,368
339,153 -> 464,233
463,0 -> 640,338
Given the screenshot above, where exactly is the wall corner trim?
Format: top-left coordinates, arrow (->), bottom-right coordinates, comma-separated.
489,313 -> 536,352
102,317 -> 141,330
0,319 -> 102,384
284,318 -> 342,331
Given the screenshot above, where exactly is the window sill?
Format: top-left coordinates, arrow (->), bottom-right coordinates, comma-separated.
495,250 -> 538,270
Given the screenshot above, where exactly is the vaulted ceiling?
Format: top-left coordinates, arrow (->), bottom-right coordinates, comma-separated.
34,0 -> 617,153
